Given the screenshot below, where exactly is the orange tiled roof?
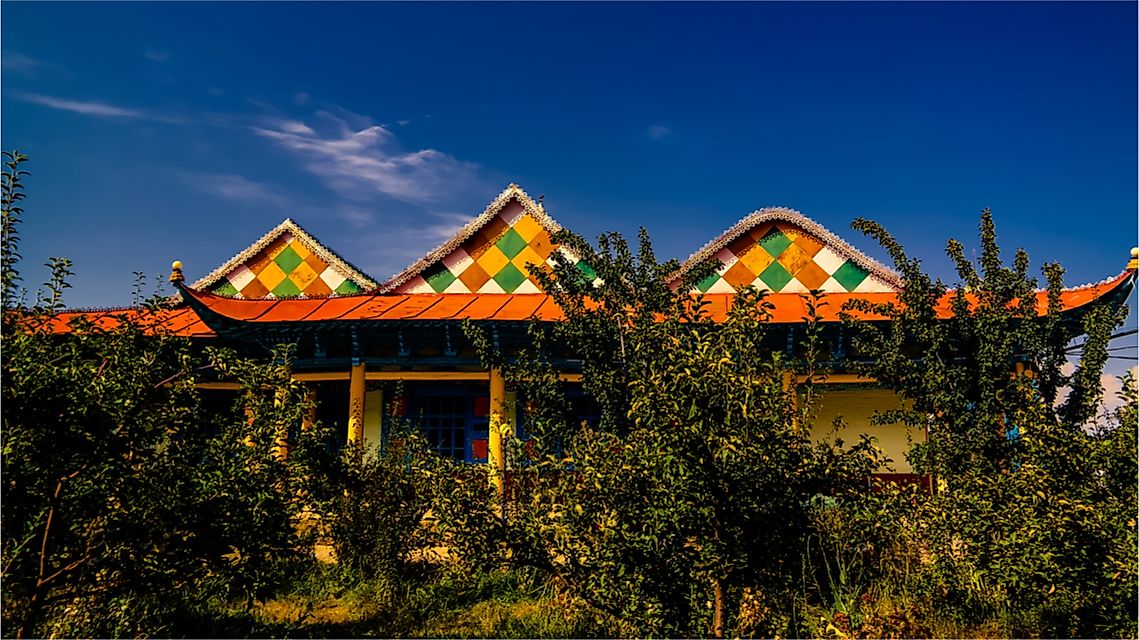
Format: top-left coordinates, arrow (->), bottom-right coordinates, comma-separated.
43,305 -> 216,337
173,269 -> 1133,326
43,268 -> 1133,336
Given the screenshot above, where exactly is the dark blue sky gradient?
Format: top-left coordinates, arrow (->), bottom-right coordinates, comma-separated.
2,2 -> 1135,312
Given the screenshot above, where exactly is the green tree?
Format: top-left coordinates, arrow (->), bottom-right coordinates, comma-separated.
1,152 -> 341,638
449,229 -> 880,637
841,210 -> 1136,637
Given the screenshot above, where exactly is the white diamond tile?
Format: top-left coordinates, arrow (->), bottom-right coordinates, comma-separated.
781,276 -> 810,293
320,266 -> 346,289
438,278 -> 465,294
477,279 -> 506,294
820,276 -> 844,292
706,277 -> 736,294
854,276 -> 894,293
812,247 -> 846,275
228,265 -> 255,290
512,278 -> 541,294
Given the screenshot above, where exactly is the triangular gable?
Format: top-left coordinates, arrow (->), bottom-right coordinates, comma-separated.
191,218 -> 378,298
382,184 -> 595,294
675,207 -> 902,294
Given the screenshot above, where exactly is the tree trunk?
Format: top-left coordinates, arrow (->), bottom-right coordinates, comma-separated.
711,577 -> 725,638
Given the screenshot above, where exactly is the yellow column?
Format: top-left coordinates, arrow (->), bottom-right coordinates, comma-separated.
489,367 -> 508,498
364,389 -> 383,457
347,363 -> 366,450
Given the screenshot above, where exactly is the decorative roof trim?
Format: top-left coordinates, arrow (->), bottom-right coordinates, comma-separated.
674,206 -> 903,289
190,218 -> 378,292
378,183 -> 566,293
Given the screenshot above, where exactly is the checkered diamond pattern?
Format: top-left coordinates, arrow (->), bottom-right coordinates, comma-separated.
690,222 -> 894,294
209,231 -> 363,298
397,208 -> 595,294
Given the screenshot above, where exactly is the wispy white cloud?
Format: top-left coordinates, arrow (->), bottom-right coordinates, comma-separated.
16,92 -> 182,123
252,113 -> 482,205
648,124 -> 671,140
145,48 -> 171,63
270,118 -> 315,136
180,172 -> 294,210
2,52 -> 46,76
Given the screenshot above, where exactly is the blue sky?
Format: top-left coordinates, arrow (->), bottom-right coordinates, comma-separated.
2,1 -> 1136,316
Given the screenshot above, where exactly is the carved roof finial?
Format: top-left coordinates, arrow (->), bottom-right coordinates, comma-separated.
169,260 -> 184,283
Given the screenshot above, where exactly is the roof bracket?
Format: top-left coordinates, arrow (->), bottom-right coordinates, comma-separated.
443,324 -> 456,357
397,329 -> 410,357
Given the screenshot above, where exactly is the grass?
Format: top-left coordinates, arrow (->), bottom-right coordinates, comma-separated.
227,562 -> 615,638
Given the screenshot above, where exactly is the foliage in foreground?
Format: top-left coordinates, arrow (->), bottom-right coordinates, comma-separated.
1,151 -> 343,638
832,212 -> 1137,638
3,148 -> 1134,638
445,229 -> 884,637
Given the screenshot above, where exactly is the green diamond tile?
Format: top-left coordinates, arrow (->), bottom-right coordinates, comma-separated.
495,227 -> 528,259
272,278 -> 302,297
832,261 -> 869,292
575,260 -> 597,281
335,280 -> 362,295
422,261 -> 457,293
758,228 -> 792,258
274,245 -> 303,274
212,281 -> 240,296
493,262 -> 527,293
758,261 -> 793,291
696,272 -> 721,293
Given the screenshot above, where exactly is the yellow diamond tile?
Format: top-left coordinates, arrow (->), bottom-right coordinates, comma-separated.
289,239 -> 312,260
290,260 -> 319,291
511,245 -> 546,274
258,261 -> 288,290
475,244 -> 510,276
737,244 -> 776,275
512,214 -> 543,243
778,242 -> 812,275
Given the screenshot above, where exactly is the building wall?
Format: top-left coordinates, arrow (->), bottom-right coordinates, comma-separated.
808,387 -> 923,474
